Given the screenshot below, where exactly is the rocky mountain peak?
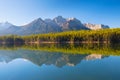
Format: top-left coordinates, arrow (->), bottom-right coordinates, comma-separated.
23,18 -> 45,28
53,16 -> 67,26
0,21 -> 14,31
0,16 -> 110,35
0,21 -> 13,26
67,17 -> 78,21
33,18 -> 44,23
84,23 -> 109,30
54,16 -> 64,20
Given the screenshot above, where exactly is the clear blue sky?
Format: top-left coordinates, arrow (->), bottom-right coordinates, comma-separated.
0,0 -> 120,28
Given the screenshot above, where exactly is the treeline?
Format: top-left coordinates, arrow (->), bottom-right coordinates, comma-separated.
0,35 -> 24,44
0,28 -> 120,43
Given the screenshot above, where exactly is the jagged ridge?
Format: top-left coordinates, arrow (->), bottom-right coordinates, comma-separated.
0,16 -> 109,35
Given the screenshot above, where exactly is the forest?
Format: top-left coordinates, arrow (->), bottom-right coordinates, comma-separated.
0,28 -> 120,44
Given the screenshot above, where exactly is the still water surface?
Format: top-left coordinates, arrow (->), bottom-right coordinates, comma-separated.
0,44 -> 120,80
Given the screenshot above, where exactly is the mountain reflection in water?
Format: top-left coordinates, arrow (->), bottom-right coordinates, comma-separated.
0,43 -> 113,67
0,49 -> 108,67
0,43 -> 120,80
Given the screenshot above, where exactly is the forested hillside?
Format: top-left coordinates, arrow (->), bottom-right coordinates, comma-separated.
0,28 -> 120,44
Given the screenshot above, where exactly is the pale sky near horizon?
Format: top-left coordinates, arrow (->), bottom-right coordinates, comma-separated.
0,0 -> 120,28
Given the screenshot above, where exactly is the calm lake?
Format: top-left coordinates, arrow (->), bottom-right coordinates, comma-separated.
0,43 -> 120,80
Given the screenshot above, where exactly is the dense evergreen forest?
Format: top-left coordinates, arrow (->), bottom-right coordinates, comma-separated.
0,28 -> 120,44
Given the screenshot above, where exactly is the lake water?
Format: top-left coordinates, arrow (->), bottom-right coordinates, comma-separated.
0,43 -> 120,80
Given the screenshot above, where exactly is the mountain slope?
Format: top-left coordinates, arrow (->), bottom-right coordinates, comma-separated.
53,16 -> 67,26
62,18 -> 89,31
0,16 -> 110,35
20,18 -> 62,35
84,23 -> 109,30
0,23 -> 21,35
0,22 -> 13,31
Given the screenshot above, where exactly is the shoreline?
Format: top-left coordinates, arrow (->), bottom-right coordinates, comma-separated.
0,41 -> 110,44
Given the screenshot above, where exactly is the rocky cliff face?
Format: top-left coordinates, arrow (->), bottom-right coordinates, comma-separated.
20,18 -> 62,35
84,23 -> 109,30
0,16 -> 110,35
61,18 -> 89,31
53,16 -> 67,26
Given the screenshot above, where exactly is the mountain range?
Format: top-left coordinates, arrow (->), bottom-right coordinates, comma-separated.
0,16 -> 109,35
0,48 -> 107,67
